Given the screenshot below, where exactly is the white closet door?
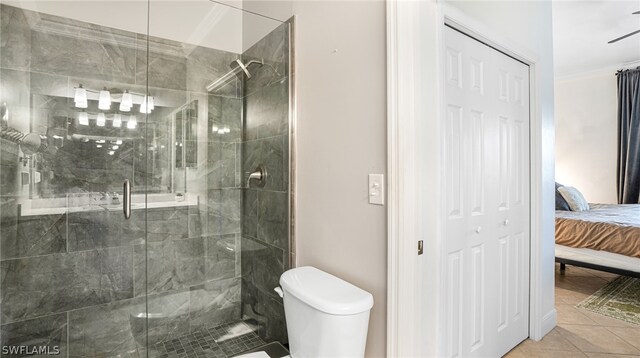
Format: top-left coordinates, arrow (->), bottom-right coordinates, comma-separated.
443,26 -> 530,358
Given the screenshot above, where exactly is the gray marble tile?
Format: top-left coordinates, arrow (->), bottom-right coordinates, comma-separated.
208,95 -> 243,143
145,207 -> 189,242
1,212 -> 66,260
67,210 -> 128,252
146,290 -> 190,345
0,69 -> 30,108
242,189 -> 259,240
244,79 -> 289,141
122,209 -> 147,246
29,71 -> 69,98
134,237 -> 205,296
1,246 -> 134,324
257,191 -> 288,250
189,208 -> 203,238
68,297 -> 146,357
258,79 -> 289,139
189,277 -> 241,330
207,141 -> 237,189
30,30 -> 137,84
137,46 -> 187,91
206,189 -> 241,235
0,161 -> 19,196
0,313 -> 68,357
242,22 -> 288,97
243,135 -> 286,192
205,234 -> 237,282
0,4 -> 32,71
240,236 -> 284,301
241,279 -> 287,344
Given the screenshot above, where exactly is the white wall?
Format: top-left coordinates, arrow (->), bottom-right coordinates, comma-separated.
555,70 -> 618,203
244,1 -> 388,356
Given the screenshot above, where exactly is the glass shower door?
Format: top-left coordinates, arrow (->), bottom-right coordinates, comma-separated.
0,1 -> 291,356
0,2 -> 152,355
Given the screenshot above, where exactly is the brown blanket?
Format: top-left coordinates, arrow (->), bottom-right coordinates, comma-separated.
556,204 -> 640,258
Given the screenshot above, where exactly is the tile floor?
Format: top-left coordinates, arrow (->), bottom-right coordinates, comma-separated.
147,321 -> 266,358
505,263 -> 640,357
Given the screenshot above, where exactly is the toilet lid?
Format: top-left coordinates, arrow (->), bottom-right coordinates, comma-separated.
279,266 -> 374,315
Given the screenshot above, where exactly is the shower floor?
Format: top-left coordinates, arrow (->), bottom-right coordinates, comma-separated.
147,320 -> 266,358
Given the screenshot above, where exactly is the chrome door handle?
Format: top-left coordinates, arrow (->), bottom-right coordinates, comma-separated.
504,219 -> 509,226
123,179 -> 131,220
475,226 -> 482,234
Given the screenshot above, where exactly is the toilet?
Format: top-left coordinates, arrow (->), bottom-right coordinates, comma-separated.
236,266 -> 374,358
279,266 -> 374,357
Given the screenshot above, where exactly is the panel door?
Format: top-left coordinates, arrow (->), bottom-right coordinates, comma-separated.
442,26 -> 530,358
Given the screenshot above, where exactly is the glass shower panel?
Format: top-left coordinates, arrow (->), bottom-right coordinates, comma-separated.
141,1 -> 291,355
0,2 -> 151,355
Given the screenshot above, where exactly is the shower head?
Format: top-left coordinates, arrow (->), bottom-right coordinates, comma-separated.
206,58 -> 264,93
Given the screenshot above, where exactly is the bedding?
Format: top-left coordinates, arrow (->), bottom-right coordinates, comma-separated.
556,204 -> 640,258
555,182 -> 571,211
558,186 -> 590,211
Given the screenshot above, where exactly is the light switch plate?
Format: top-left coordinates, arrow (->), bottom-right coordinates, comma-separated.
368,174 -> 384,205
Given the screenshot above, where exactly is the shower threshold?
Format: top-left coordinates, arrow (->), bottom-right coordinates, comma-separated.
146,320 -> 267,358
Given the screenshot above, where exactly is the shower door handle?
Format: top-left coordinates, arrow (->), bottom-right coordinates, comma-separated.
123,179 -> 131,220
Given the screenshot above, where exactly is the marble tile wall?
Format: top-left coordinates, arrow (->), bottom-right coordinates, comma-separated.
240,22 -> 290,344
0,4 -> 245,356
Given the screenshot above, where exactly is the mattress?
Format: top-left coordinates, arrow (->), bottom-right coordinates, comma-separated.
555,244 -> 640,273
555,204 -> 640,258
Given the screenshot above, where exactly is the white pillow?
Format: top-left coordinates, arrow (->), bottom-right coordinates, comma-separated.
557,186 -> 590,211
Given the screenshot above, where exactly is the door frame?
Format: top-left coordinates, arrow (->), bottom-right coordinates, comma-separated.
386,1 -> 556,356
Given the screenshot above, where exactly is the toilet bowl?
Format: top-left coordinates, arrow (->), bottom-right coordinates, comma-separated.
279,266 -> 374,358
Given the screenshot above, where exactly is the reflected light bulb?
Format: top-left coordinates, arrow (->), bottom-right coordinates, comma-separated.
113,114 -> 122,128
96,113 -> 106,127
127,115 -> 137,129
78,112 -> 89,126
74,85 -> 87,108
98,87 -> 111,110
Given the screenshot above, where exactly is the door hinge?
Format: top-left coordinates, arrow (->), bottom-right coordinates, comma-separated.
418,240 -> 424,255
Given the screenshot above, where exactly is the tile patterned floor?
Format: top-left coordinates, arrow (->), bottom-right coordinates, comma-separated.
505,264 -> 640,358
148,321 -> 266,358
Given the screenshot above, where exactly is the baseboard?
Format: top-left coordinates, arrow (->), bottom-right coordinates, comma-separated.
539,309 -> 557,339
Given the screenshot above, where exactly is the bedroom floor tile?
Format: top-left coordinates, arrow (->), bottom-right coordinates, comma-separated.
557,304 -> 598,325
557,325 -> 640,355
504,264 -> 639,357
606,327 -> 640,351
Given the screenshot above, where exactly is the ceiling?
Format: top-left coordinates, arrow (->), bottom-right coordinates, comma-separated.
553,0 -> 640,78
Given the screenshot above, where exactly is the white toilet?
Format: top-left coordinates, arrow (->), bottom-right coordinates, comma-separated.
278,266 -> 374,358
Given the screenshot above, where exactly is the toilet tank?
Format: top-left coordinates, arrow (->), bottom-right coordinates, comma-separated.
279,266 -> 374,358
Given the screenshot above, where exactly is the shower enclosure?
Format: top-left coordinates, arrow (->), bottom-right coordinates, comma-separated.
0,1 -> 293,356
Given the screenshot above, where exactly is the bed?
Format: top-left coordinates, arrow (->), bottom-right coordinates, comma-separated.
555,203 -> 640,278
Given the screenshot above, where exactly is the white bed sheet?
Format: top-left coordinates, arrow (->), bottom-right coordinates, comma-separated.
555,244 -> 640,273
